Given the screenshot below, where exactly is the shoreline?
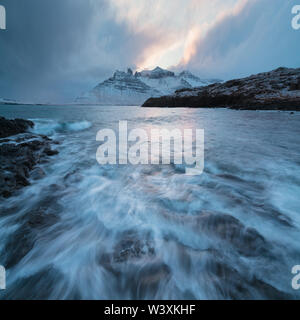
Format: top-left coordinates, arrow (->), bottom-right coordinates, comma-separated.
1,103 -> 299,111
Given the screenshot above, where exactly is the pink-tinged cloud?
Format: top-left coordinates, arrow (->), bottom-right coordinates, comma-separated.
181,0 -> 300,79
107,0 -> 241,69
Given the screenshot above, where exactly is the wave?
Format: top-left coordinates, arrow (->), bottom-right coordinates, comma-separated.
30,119 -> 92,136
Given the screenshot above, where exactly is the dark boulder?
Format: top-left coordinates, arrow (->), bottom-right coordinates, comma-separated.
0,117 -> 59,198
0,117 -> 34,138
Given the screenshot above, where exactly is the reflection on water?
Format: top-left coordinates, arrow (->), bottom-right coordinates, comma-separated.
0,105 -> 300,299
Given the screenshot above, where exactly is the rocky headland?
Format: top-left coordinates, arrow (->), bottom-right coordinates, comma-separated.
142,67 -> 300,110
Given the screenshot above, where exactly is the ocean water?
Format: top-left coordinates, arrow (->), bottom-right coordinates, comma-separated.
0,104 -> 300,300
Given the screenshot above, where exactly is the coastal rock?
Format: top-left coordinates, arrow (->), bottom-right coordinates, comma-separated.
162,211 -> 268,257
98,229 -> 156,271
0,117 -> 34,138
199,249 -> 291,299
3,207 -> 59,269
31,167 -> 46,180
142,67 -> 300,110
0,117 -> 59,198
97,229 -> 172,299
197,212 -> 268,257
112,230 -> 155,263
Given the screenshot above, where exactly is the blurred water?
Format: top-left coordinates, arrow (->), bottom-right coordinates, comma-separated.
0,105 -> 300,300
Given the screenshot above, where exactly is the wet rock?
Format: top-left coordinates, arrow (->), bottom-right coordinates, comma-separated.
202,250 -> 292,299
1,266 -> 67,300
253,203 -> 293,228
3,205 -> 60,269
44,147 -> 59,156
0,117 -> 59,198
173,246 -> 292,300
132,262 -> 171,299
3,222 -> 36,269
98,228 -> 171,299
63,169 -> 83,184
197,212 -> 267,257
31,167 -> 46,180
113,230 -> 155,263
162,211 -> 269,257
98,229 -> 157,283
0,117 -> 34,138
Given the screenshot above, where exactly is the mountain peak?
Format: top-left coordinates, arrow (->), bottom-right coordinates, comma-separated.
136,66 -> 175,79
76,67 -> 220,105
179,70 -> 193,76
112,68 -> 134,80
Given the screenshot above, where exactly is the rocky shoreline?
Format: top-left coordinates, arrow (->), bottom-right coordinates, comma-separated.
0,117 -> 59,198
142,67 -> 300,110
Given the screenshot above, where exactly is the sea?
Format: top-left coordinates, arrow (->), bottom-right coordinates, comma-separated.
0,104 -> 300,299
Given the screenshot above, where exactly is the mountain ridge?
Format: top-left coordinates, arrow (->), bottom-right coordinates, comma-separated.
76,66 -> 221,105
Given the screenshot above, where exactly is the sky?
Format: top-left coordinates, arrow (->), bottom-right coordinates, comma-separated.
0,0 -> 299,102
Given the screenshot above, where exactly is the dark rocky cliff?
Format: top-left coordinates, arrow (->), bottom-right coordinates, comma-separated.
142,67 -> 300,110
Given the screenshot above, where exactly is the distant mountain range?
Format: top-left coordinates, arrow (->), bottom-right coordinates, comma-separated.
0,97 -> 44,106
76,67 -> 222,105
0,97 -> 19,105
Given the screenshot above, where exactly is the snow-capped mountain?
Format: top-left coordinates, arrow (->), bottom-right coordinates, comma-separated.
76,67 -> 221,105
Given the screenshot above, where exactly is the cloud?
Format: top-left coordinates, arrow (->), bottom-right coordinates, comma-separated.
182,0 -> 300,79
0,0 -> 164,102
108,0 -> 240,69
0,0 -> 298,101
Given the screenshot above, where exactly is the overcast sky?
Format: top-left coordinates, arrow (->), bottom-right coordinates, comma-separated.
0,0 -> 299,102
